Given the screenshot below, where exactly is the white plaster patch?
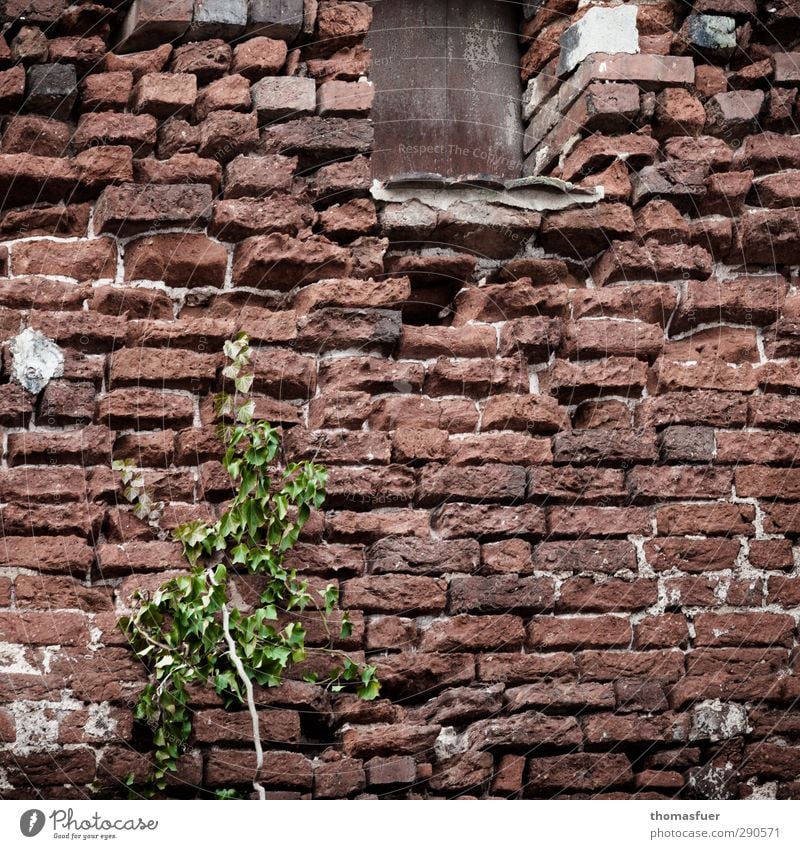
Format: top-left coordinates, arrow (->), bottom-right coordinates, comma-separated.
690,699 -> 751,742
84,703 -> 119,741
434,727 -> 468,760
8,328 -> 64,394
557,5 -> 640,76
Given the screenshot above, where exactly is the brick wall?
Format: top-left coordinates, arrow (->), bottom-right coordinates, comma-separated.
0,0 -> 800,799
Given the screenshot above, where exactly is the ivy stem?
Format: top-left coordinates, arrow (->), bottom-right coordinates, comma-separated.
219,594 -> 266,801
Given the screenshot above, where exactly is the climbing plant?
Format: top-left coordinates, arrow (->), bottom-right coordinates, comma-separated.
114,333 -> 379,797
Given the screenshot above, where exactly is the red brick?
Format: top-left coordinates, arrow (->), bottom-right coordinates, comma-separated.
376,653 -> 475,698
1,115 -> 71,157
94,183 -> 212,236
80,71 -> 133,111
433,504 -> 547,540
477,652 -> 576,684
652,359 -> 758,393
572,283 -> 677,325
232,233 -> 352,290
0,203 -> 89,238
210,195 -> 314,241
194,73 -> 251,121
750,540 -> 793,570
645,537 -> 740,572
627,466 -> 732,500
694,613 -> 795,648
561,319 -> 663,361
198,109 -> 259,160
109,347 -> 218,390
134,152 -> 222,192
0,611 -> 88,645
7,426 -> 113,466
547,506 -> 652,537
205,749 -> 312,788
492,754 -> 525,795
481,539 -> 533,574
557,577 -> 658,613
99,541 -> 185,578
673,276 -> 787,332
656,502 -> 755,535
546,357 -> 647,401
365,756 -> 417,787
283,429 -> 388,465
583,712 -> 688,745
231,36 -> 288,81
673,648 -> 789,706
505,682 -> 615,712
553,429 -> 657,466
528,615 -> 631,650
124,233 -> 227,287
0,153 -> 78,205
1,749 -> 97,786
0,535 -> 93,574
420,614 -> 525,651
73,111 -> 157,156
453,281 -> 568,324
340,723 -> 439,759
193,708 -> 300,744
223,153 -> 296,198
634,614 -> 689,649
326,509 -> 430,543
158,36 -> 222,77
655,87 -> 706,138
314,756 -> 366,798
368,537 -> 479,575
527,753 -> 632,793
579,649 -> 685,683
14,576 -> 112,612
449,575 -> 555,613
342,576 -> 446,614
481,393 -> 569,434
317,80 -> 373,117
528,465 -> 625,501
105,43 -> 173,78
716,432 -> 800,464
540,203 -> 634,257
592,240 -> 712,286
0,467 -> 87,504
561,133 -> 659,182
96,388 -> 195,429
307,45 -> 371,82
535,540 -> 637,574
0,65 -> 24,111
468,712 -> 581,750
11,238 -> 116,281
705,90 -> 764,139
417,464 -> 526,506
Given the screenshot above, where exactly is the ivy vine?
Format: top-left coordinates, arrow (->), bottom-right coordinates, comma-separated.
114,333 -> 379,797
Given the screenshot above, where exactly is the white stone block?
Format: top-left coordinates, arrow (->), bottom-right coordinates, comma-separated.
557,5 -> 639,77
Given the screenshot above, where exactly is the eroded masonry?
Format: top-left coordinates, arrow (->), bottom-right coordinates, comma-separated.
1,0 -> 800,799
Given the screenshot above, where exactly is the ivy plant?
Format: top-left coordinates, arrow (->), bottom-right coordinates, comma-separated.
114,333 -> 379,797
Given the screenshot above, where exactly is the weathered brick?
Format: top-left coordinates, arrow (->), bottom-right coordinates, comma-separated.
449,575 -> 555,613
527,753 -> 633,793
342,576 -> 447,614
528,615 -> 631,650
95,183 -> 212,235
74,111 -> 157,156
124,233 -> 227,287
